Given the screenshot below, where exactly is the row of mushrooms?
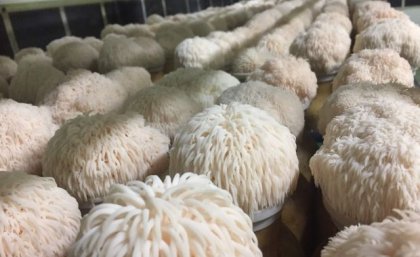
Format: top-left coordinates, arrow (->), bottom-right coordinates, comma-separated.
0,0 -> 419,256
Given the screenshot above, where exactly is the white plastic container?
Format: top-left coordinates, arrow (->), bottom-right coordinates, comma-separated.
252,203 -> 283,232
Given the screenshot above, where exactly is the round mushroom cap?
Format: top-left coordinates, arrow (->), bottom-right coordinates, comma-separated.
322,1 -> 349,17
286,18 -> 307,35
154,22 -> 195,59
10,55 -> 65,104
188,19 -> 215,36
294,8 -> 314,29
248,55 -> 318,109
256,30 -> 295,56
169,103 -> 299,214
124,24 -> 155,38
132,37 -> 165,71
0,99 -> 58,175
106,66 -> 152,95
100,24 -> 154,39
0,76 -> 8,98
290,23 -> 351,76
39,71 -> 127,125
321,211 -> 420,257
98,34 -> 148,73
245,8 -> 281,33
232,26 -> 256,48
208,15 -> 229,31
123,86 -> 201,139
217,81 -> 304,137
146,13 -> 165,25
0,171 -> 81,257
0,55 -> 17,81
14,47 -> 45,63
352,0 -> 391,26
353,18 -> 420,69
46,36 -> 83,56
52,41 -> 99,72
310,100 -> 420,226
332,49 -> 414,91
100,24 -> 125,38
42,112 -> 170,204
82,37 -> 103,53
318,83 -> 415,134
170,13 -> 188,22
175,37 -> 224,69
69,173 -> 262,257
315,13 -> 352,34
207,31 -> 237,45
172,70 -> 239,109
355,7 -> 409,33
207,31 -> 241,62
224,9 -> 249,29
155,67 -> 206,88
232,47 -> 275,74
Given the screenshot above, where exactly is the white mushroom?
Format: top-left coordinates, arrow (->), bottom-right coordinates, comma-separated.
42,112 -> 170,204
217,81 -> 304,137
310,100 -> 420,226
69,173 -> 262,257
353,18 -> 420,69
0,55 -> 17,81
248,55 -> 318,109
290,23 -> 351,76
169,103 -> 299,215
9,55 -> 64,104
0,172 -> 81,257
332,49 -> 415,91
0,99 -> 58,175
322,210 -> 420,257
123,86 -> 201,139
38,70 -> 127,125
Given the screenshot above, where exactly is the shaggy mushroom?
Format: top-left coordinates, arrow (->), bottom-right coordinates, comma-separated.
310,100 -> 420,226
9,55 -> 65,104
105,66 -> 152,95
248,55 -> 318,109
123,86 -> 201,139
353,18 -> 420,69
0,55 -> 17,81
318,83 -> 415,134
42,112 -> 170,206
0,172 -> 81,257
322,211 -> 420,257
14,47 -> 45,63
290,23 -> 351,76
332,49 -> 414,91
52,41 -> 99,72
68,173 -> 262,257
232,47 -> 276,74
217,81 -> 304,137
38,70 -> 127,125
0,99 -> 58,174
169,103 -> 299,215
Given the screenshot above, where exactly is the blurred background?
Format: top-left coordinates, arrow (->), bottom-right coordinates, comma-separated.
0,0 -> 241,56
0,0 -> 418,58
